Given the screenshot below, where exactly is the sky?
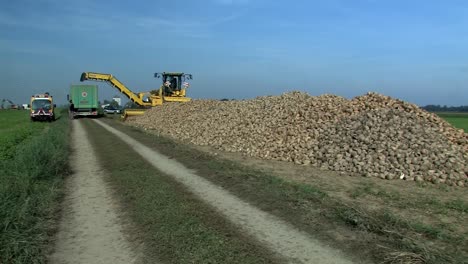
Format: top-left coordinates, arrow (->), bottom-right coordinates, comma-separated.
1,0 -> 468,106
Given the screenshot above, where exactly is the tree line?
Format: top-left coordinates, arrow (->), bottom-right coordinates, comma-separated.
421,105 -> 468,112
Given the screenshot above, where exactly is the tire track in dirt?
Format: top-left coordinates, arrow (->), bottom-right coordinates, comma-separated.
49,120 -> 137,264
94,119 -> 354,264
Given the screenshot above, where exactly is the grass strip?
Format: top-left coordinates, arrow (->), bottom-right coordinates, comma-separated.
350,182 -> 468,214
0,110 -> 70,264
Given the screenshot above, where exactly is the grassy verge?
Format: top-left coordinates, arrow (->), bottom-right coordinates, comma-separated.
108,119 -> 467,264
0,109 -> 70,263
0,110 -> 46,160
436,112 -> 468,132
350,182 -> 468,214
83,119 -> 280,264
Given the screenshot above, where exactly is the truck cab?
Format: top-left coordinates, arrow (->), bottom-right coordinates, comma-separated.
30,93 -> 56,121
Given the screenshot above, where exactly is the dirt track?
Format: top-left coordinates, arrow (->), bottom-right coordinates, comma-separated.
94,119 -> 354,264
49,121 -> 137,264
49,118 -> 355,263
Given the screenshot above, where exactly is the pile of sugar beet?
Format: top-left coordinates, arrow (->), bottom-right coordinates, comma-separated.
128,92 -> 468,187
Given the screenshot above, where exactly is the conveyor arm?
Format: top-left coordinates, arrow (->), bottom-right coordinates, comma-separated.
80,72 -> 152,106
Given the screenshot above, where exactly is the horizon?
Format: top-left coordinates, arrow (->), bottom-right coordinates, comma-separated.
1,0 -> 467,106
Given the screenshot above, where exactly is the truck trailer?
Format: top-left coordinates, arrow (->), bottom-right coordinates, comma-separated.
68,84 -> 99,118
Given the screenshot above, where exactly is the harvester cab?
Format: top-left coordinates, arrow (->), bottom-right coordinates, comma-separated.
154,72 -> 192,102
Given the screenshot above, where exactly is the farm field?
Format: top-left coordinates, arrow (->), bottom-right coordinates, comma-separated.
436,112 -> 468,132
5,1 -> 468,262
2,101 -> 467,264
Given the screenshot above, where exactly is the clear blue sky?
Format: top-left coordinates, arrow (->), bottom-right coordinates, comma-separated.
1,0 -> 467,106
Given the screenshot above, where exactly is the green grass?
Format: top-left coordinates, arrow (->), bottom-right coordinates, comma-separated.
0,109 -> 70,263
436,112 -> 468,132
350,183 -> 401,200
350,182 -> 468,214
0,110 -> 47,160
445,199 -> 468,213
84,119 -> 279,264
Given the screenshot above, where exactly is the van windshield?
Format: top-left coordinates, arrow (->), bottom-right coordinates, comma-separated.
32,99 -> 52,110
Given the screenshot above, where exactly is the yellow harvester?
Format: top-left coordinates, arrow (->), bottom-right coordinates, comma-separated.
80,72 -> 192,118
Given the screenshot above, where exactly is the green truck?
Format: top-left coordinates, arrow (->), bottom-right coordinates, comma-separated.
68,84 -> 99,118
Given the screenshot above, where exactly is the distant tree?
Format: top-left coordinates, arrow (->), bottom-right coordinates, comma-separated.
421,105 -> 468,112
421,105 -> 439,112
